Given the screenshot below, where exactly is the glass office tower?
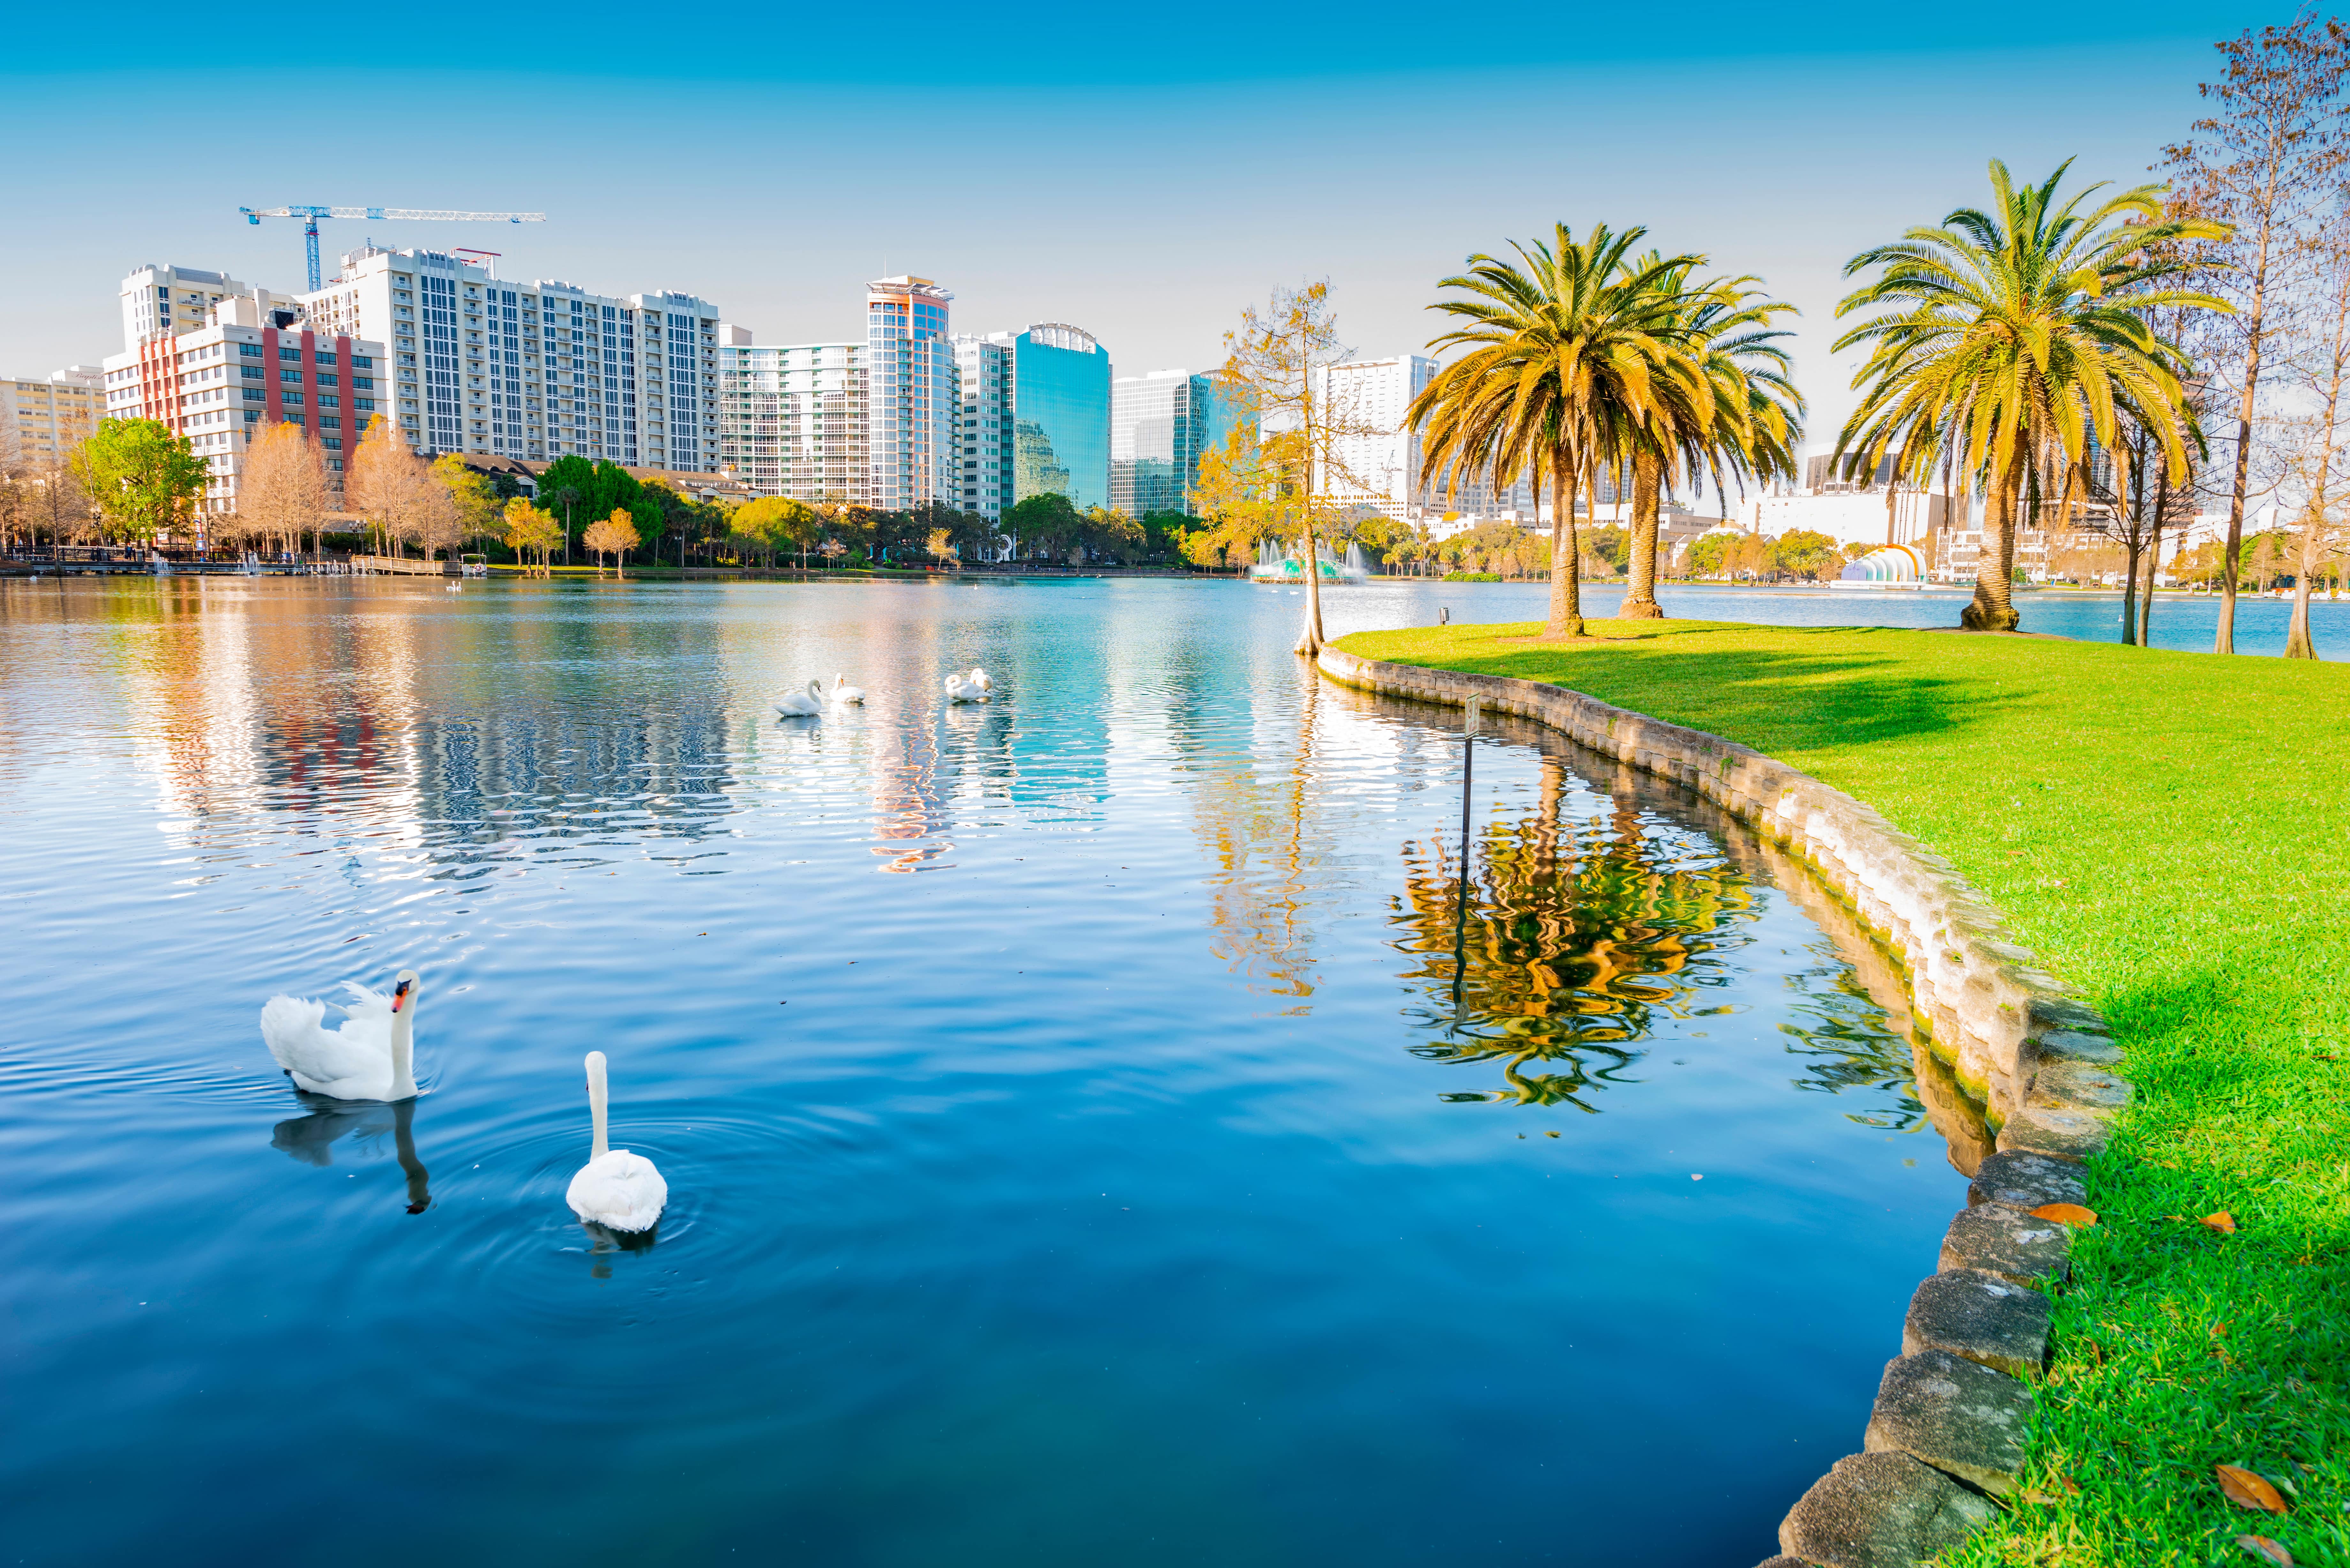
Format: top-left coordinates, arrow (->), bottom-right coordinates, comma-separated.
1003,323 -> 1110,511
1110,369 -> 1243,517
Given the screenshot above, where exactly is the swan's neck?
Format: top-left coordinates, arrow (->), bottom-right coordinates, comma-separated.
587,1054 -> 610,1159
388,1001 -> 418,1100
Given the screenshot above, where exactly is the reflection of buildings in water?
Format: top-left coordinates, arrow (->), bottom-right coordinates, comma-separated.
104,581 -> 425,856
1394,777 -> 1761,1108
848,669 -> 956,875
408,693 -> 736,852
99,580 -> 752,865
871,733 -> 951,874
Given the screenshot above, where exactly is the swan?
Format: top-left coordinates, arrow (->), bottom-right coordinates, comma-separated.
774,679 -> 825,718
566,1051 -> 667,1233
967,667 -> 994,694
944,671 -> 985,703
831,671 -> 866,705
259,969 -> 421,1102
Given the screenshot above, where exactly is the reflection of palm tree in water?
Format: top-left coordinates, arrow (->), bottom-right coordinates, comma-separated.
1398,780 -> 1755,1107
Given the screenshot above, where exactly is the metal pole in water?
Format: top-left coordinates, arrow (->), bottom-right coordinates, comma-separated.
1450,696 -> 1482,1023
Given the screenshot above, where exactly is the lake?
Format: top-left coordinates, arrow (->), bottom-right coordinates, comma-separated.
1435,577 -> 2350,659
1,576 -> 1988,1566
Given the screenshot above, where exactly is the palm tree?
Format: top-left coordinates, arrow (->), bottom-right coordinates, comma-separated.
1834,159 -> 2227,630
1618,262 -> 1803,617
1410,224 -> 1713,639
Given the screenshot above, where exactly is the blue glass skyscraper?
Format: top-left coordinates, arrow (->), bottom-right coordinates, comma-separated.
1002,324 -> 1110,512
1111,369 -> 1245,517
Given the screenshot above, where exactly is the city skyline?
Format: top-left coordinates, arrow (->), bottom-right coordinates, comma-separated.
0,7 -> 2278,455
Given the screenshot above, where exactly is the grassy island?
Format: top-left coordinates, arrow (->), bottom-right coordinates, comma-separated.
1336,618 -> 2348,1566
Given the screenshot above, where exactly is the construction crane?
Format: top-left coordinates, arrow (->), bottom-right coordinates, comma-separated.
239,206 -> 547,290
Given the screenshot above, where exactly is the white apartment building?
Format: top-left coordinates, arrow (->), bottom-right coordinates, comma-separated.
1309,354 -> 1533,531
4,367 -> 106,467
119,265 -> 298,351
952,335 -> 1014,521
296,246 -> 720,468
102,296 -> 387,518
1315,355 -> 1435,519
864,276 -> 958,511
716,328 -> 868,502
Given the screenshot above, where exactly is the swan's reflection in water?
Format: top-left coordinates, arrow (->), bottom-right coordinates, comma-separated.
270,1093 -> 433,1213
577,1218 -> 659,1280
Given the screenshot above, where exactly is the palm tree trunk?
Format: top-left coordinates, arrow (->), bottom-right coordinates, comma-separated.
1962,466 -> 2020,631
1544,447 -> 1585,639
1621,445 -> 1664,619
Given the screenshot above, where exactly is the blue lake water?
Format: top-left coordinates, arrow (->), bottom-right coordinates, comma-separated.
0,577 -> 1989,1566
1444,578 -> 2350,658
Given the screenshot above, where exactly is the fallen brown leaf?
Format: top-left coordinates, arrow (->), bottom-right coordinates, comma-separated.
2203,1211 -> 2240,1234
2236,1535 -> 2293,1566
2217,1465 -> 2287,1513
2033,1202 -> 2098,1226
2055,1474 -> 2080,1496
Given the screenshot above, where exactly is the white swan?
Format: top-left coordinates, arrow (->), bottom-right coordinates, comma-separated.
260,969 -> 421,1102
944,671 -> 985,703
565,1051 -> 667,1233
831,671 -> 866,705
967,666 -> 994,694
774,679 -> 825,718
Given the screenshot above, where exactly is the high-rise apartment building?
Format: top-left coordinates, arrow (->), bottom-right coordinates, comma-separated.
998,324 -> 1110,511
716,327 -> 868,502
864,276 -> 957,510
101,303 -> 387,516
115,253 -> 723,471
1110,369 -> 1241,517
119,265 -> 298,352
4,367 -> 107,468
295,246 -> 720,467
951,336 -> 1014,520
1315,355 -> 1439,519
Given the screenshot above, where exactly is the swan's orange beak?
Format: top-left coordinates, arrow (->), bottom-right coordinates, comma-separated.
391,979 -> 411,1014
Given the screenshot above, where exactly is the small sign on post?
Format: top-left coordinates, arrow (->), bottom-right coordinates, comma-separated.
1463,696 -> 1482,736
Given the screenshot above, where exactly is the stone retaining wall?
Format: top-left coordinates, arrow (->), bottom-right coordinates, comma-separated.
1316,644 -> 2129,1568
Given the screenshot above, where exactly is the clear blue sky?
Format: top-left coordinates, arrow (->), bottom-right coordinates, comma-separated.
0,0 -> 2277,451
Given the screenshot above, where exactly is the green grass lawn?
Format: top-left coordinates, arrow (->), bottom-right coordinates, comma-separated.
1337,618 -> 2349,1567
